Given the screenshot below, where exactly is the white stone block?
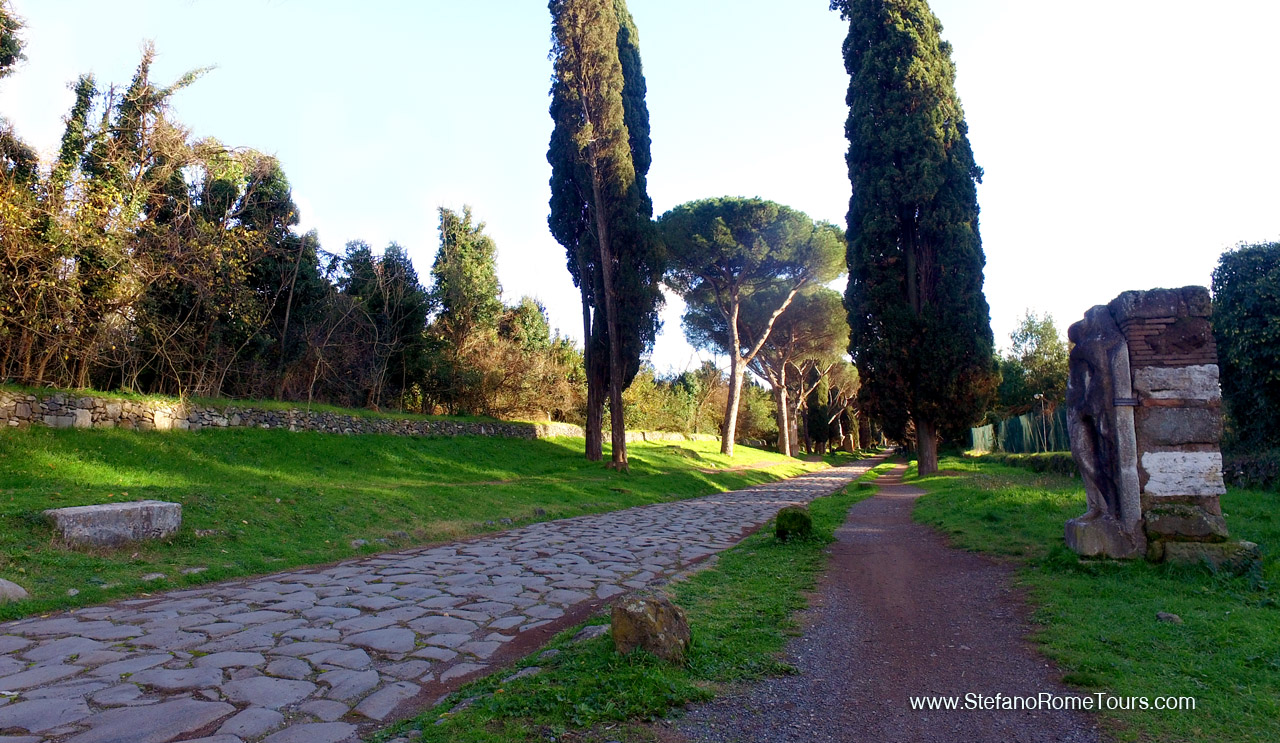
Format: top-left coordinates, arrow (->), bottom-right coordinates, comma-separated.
1133,364 -> 1220,401
1141,451 -> 1226,496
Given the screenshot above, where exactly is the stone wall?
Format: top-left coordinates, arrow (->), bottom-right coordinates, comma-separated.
0,389 -> 720,444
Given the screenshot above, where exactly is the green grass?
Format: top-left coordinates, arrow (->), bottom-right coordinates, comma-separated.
0,428 -> 822,620
912,457 -> 1280,743
370,473 -> 878,743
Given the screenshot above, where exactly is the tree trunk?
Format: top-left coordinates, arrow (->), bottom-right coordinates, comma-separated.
576,244 -> 603,461
589,172 -> 627,470
859,415 -> 872,451
916,417 -> 939,475
772,378 -> 789,455
720,298 -> 745,457
722,356 -> 744,457
584,365 -> 604,461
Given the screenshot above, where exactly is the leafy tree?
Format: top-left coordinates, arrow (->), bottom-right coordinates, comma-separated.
548,0 -> 663,468
833,0 -> 999,474
685,284 -> 848,455
660,197 -> 844,456
995,310 -> 1067,417
340,241 -> 430,408
0,1 -> 23,79
1212,242 -> 1280,451
430,206 -> 503,348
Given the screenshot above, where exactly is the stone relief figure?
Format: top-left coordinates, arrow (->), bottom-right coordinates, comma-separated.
1065,305 -> 1143,558
1066,306 -> 1123,520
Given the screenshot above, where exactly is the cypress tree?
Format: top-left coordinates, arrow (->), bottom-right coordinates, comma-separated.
833,0 -> 998,475
547,0 -> 662,468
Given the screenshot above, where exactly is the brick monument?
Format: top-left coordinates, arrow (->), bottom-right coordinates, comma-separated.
1065,286 -> 1258,569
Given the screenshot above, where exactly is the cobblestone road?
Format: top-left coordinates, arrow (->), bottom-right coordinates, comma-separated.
0,460 -> 878,743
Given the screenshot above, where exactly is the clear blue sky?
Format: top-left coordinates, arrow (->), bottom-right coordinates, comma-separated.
3,0 -> 1278,372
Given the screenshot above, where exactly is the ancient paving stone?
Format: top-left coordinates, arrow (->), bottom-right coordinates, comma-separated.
346,629 -> 416,655
408,616 -> 477,635
64,698 -> 235,743
410,646 -> 458,663
129,667 -> 224,692
221,677 -> 316,708
260,722 -> 357,743
354,681 -> 419,721
0,664 -> 84,690
87,683 -> 149,707
0,696 -> 92,732
488,615 -> 526,631
21,678 -> 112,700
265,657 -> 313,680
332,615 -> 395,633
194,651 -> 266,669
298,699 -> 350,722
458,641 -> 502,659
216,706 -> 285,738
306,648 -> 371,670
381,660 -> 433,680
0,637 -> 33,654
439,663 -> 487,682
317,669 -> 380,701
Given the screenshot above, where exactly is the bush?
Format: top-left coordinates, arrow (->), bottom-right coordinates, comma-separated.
774,506 -> 813,542
1212,242 -> 1280,452
1223,450 -> 1280,491
966,451 -> 1078,477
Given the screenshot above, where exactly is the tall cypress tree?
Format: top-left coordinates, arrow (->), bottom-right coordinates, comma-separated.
548,0 -> 662,468
833,0 -> 998,475
0,1 -> 23,80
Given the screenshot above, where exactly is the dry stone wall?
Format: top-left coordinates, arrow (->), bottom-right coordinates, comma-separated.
0,389 -> 719,445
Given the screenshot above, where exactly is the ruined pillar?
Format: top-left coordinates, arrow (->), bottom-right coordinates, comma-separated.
1065,286 -> 1259,568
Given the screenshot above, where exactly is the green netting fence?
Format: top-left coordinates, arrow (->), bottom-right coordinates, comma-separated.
970,407 -> 1069,453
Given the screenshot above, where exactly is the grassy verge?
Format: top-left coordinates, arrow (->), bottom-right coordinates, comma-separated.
0,429 -> 822,620
912,456 -> 1280,743
371,466 -> 881,743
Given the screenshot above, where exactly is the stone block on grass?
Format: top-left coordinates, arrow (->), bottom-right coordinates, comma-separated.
44,500 -> 182,548
774,506 -> 813,542
611,591 -> 691,665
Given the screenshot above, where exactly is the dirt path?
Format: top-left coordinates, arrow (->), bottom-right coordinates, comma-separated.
673,464 -> 1104,743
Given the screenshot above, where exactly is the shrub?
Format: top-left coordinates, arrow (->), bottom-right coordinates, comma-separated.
966,451 -> 1078,477
774,506 -> 813,542
1223,450 -> 1280,491
1212,242 -> 1280,452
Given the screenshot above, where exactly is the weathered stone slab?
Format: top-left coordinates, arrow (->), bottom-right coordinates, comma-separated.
1144,504 -> 1229,542
1136,407 -> 1222,447
1157,540 -> 1261,573
0,580 -> 29,603
260,722 -> 357,743
0,696 -> 91,732
216,706 -> 285,738
1141,452 -> 1226,496
221,677 -> 316,708
64,698 -> 235,743
353,681 -> 418,721
44,500 -> 182,547
1133,364 -> 1220,401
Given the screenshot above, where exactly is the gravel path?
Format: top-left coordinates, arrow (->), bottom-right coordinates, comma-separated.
674,464 -> 1104,743
0,459 -> 882,743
